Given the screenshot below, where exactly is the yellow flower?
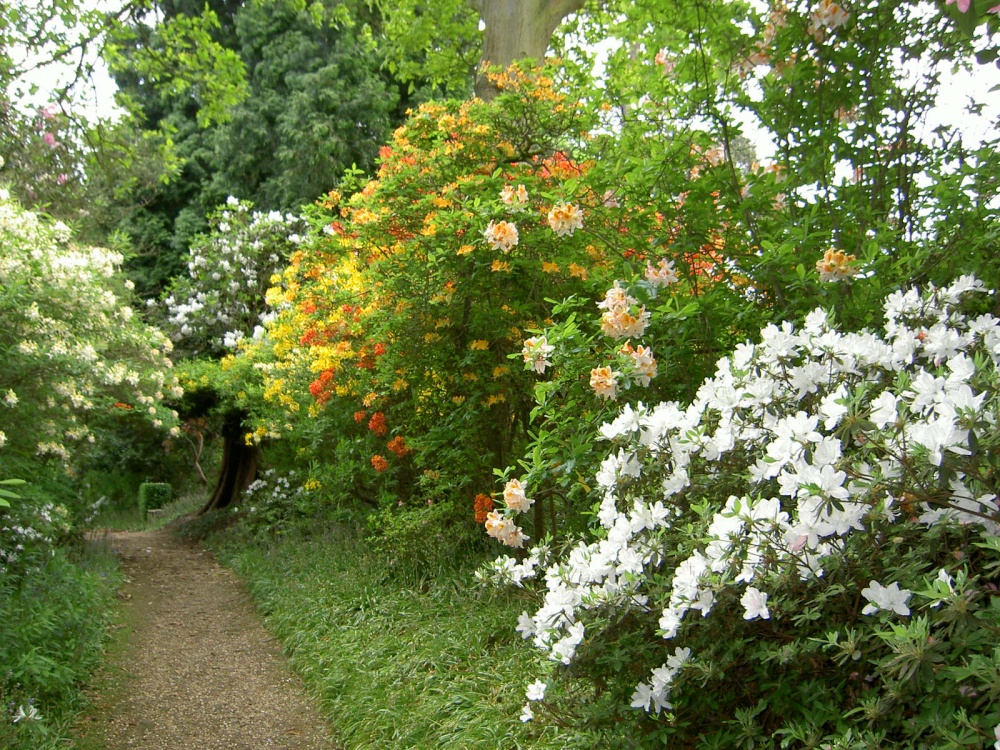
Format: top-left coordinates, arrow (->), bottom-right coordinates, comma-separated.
485,393 -> 507,407
491,260 -> 511,273
393,378 -> 408,391
492,366 -> 510,379
452,395 -> 466,404
424,332 -> 443,343
457,244 -> 475,256
542,261 -> 561,274
463,372 -> 479,382
470,339 -> 490,351
304,479 -> 322,491
568,263 -> 588,280
363,392 -> 379,407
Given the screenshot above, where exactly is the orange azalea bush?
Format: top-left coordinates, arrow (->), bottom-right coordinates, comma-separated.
232,65 -> 688,544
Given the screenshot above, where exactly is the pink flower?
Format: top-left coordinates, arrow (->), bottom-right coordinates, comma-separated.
42,132 -> 57,148
946,0 -> 971,11
56,173 -> 68,185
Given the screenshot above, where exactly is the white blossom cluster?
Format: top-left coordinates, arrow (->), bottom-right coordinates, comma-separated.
484,275 -> 999,719
0,190 -> 181,459
164,197 -> 306,354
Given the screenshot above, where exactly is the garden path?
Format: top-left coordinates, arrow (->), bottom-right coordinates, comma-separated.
79,528 -> 337,750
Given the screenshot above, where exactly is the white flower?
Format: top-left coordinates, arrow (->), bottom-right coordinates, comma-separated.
740,586 -> 770,620
519,703 -> 534,722
645,258 -> 679,287
3,389 -> 17,407
526,679 -> 547,701
12,703 -> 41,722
522,336 -> 555,374
860,580 -> 911,616
630,681 -> 654,711
516,611 -> 536,639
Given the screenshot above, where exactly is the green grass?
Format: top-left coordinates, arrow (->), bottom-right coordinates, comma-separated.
0,538 -> 123,750
89,490 -> 206,531
212,527 -> 601,749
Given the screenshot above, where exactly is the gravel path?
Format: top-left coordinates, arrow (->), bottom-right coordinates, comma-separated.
83,528 -> 336,750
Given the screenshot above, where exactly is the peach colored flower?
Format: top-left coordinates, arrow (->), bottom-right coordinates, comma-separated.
503,478 -> 533,512
500,184 -> 529,211
547,203 -> 584,237
590,366 -> 620,400
645,258 -> 679,287
815,248 -> 858,282
484,220 -> 519,252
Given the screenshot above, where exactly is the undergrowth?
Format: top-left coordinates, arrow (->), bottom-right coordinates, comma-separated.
0,539 -> 122,749
210,525 -> 601,749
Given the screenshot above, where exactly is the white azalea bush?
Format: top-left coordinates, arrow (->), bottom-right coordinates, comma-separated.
0,188 -> 181,571
482,276 -> 1000,747
163,197 -> 308,356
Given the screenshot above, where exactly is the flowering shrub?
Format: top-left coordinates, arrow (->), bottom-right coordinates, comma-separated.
0,188 -> 180,569
236,468 -> 316,537
232,64 -> 684,543
482,277 -> 1000,746
163,197 -> 308,356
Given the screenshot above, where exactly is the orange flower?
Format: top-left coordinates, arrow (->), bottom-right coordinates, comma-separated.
371,454 -> 389,472
368,411 -> 388,436
387,435 -> 410,457
473,493 -> 494,524
353,410 -> 367,423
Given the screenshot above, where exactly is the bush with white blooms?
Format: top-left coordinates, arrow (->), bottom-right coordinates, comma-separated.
482,276 -> 1000,747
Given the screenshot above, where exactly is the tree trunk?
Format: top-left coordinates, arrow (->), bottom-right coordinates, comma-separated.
468,0 -> 587,99
199,412 -> 259,514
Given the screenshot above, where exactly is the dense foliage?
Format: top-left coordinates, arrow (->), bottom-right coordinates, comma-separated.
2,0 -> 999,745
0,188 -> 180,744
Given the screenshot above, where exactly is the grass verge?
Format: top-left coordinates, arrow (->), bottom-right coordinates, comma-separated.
211,526 -> 601,749
0,538 -> 123,749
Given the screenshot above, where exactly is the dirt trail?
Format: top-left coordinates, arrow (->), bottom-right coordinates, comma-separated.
82,528 -> 336,750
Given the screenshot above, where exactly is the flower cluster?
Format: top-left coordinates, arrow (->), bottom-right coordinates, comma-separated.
483,478 -> 533,547
547,203 -> 584,237
164,198 -> 307,355
598,282 -> 651,340
521,336 -> 555,374
807,0 -> 850,41
500,184 -> 529,211
483,220 -> 520,252
815,247 -> 859,282
484,276 -> 1000,726
644,258 -> 680,287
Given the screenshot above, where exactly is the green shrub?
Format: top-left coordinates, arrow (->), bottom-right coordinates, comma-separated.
138,482 -> 172,517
